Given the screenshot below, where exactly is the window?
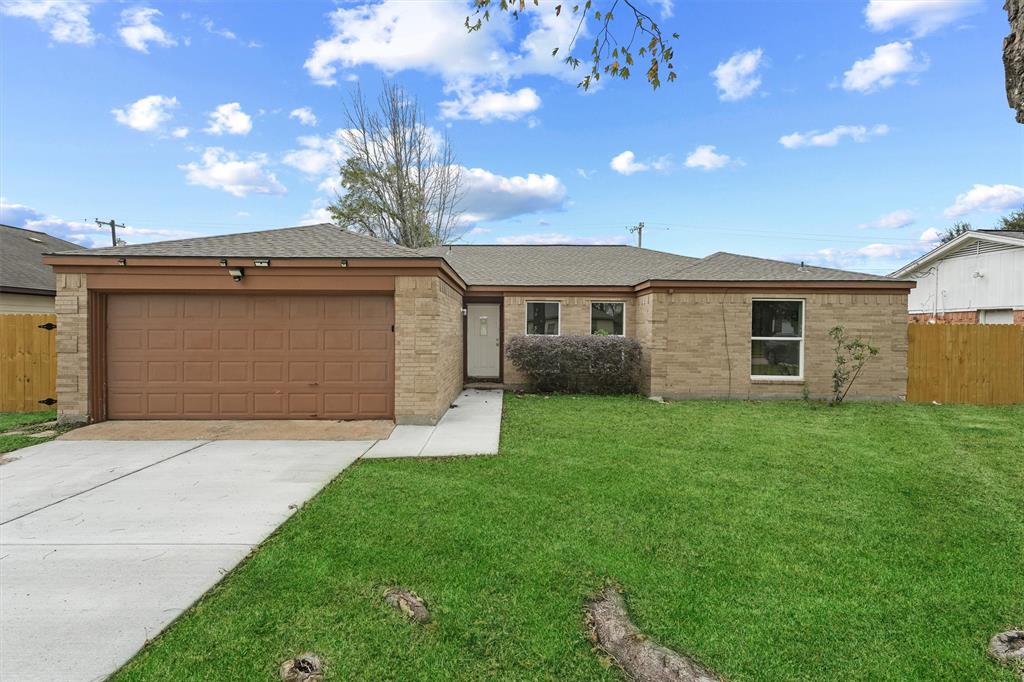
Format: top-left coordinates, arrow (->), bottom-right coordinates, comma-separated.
526,301 -> 560,335
750,299 -> 803,378
980,308 -> 1013,325
591,302 -> 624,335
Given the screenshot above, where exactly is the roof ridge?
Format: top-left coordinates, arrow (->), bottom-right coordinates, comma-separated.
314,223 -> 422,255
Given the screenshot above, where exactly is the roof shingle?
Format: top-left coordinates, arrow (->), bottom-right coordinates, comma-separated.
49,223 -> 422,259
1,224 -> 85,293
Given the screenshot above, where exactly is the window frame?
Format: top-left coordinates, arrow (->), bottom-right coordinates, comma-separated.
525,300 -> 561,336
750,298 -> 805,381
590,300 -> 626,336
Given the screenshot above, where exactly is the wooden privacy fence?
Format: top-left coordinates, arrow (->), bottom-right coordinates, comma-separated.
907,323 -> 1024,405
0,314 -> 58,412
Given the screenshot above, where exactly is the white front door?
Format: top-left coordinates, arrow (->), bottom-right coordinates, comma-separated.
466,303 -> 501,379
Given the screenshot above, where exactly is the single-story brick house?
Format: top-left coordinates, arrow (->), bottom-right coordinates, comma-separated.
43,223 -> 914,425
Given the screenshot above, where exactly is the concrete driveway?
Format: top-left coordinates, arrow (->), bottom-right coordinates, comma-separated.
0,439 -> 372,682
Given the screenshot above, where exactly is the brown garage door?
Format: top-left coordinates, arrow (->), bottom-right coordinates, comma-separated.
105,293 -> 394,419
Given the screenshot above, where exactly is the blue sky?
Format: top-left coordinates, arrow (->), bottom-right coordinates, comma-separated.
2,0 -> 1022,274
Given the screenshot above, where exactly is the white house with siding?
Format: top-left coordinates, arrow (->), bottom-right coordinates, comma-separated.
891,230 -> 1024,325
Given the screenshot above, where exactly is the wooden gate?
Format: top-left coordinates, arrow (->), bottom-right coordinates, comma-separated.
907,323 -> 1024,405
0,314 -> 58,412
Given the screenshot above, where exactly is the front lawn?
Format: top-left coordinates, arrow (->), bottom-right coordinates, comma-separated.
0,410 -> 60,454
114,397 -> 1023,681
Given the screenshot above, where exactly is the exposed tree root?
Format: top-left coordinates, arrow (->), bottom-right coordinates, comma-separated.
585,586 -> 726,682
989,630 -> 1024,680
384,587 -> 431,624
279,653 -> 323,682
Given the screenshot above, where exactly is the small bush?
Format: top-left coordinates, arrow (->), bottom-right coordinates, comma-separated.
505,335 -> 642,394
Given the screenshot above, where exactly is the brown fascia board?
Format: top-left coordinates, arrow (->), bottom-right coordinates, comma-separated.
42,254 -> 467,291
634,279 -> 916,293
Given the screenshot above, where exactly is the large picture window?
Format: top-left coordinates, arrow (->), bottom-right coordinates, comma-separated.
750,299 -> 803,378
526,301 -> 560,335
591,302 -> 624,335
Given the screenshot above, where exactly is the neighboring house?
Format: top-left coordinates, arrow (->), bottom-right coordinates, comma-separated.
0,224 -> 84,313
43,223 -> 914,425
891,230 -> 1024,325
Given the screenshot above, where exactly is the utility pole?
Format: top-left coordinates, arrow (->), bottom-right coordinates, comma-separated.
95,218 -> 126,246
628,221 -> 644,248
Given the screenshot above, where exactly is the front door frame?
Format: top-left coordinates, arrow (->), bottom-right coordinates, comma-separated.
463,297 -> 503,382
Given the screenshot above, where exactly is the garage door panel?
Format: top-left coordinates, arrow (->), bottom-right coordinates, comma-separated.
106,294 -> 393,419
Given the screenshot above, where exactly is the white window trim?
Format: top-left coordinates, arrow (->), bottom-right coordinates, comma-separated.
750,298 -> 805,381
590,300 -> 626,336
525,300 -> 561,335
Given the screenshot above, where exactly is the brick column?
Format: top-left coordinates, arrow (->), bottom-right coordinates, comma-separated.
55,273 -> 89,424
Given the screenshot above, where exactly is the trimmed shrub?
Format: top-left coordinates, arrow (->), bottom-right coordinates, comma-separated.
505,335 -> 643,394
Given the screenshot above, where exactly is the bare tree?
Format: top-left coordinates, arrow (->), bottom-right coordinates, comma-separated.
329,82 -> 464,247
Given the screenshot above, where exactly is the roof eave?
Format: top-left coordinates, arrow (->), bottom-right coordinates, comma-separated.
634,278 -> 915,292
890,231 -> 1023,278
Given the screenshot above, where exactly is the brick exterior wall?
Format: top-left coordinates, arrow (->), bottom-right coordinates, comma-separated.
1016,310 -> 1024,325
55,273 -> 89,424
644,291 -> 908,400
394,275 -> 464,424
502,295 -> 636,385
908,311 -> 979,324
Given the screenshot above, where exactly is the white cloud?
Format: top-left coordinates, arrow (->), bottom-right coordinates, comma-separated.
0,198 -> 198,247
711,48 -> 764,101
459,168 -> 567,223
609,150 -> 671,175
944,183 -> 1024,218
842,41 -> 927,93
303,0 -> 581,122
119,7 -> 176,53
205,103 -> 253,136
865,0 -> 982,37
577,168 -> 595,180
111,95 -> 179,133
171,126 -> 189,138
200,17 -> 235,40
439,87 -> 541,122
779,124 -> 889,148
1,0 -> 96,45
495,232 -> 628,245
282,130 -> 349,178
803,228 -> 941,268
684,145 -> 732,171
289,107 -> 318,127
180,148 -> 286,197
859,209 -> 915,229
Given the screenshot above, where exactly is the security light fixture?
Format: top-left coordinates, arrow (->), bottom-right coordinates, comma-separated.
228,267 -> 244,282
254,258 -> 270,267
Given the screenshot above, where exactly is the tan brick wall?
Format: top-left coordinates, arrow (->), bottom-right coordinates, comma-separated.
394,276 -> 464,424
503,295 -> 636,384
644,291 -> 908,400
55,273 -> 89,424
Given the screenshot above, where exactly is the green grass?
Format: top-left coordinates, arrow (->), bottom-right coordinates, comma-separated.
113,397 -> 1023,681
0,410 -> 59,454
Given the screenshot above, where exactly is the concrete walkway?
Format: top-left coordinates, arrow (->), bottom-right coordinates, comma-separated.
364,389 -> 503,458
0,439 -> 372,682
0,389 -> 502,682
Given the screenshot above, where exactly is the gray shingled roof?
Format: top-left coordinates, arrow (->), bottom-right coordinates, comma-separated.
418,245 -> 700,286
664,252 -> 899,282
50,224 -> 423,258
975,229 -> 1024,241
1,224 -> 85,293
48,222 -> 909,286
